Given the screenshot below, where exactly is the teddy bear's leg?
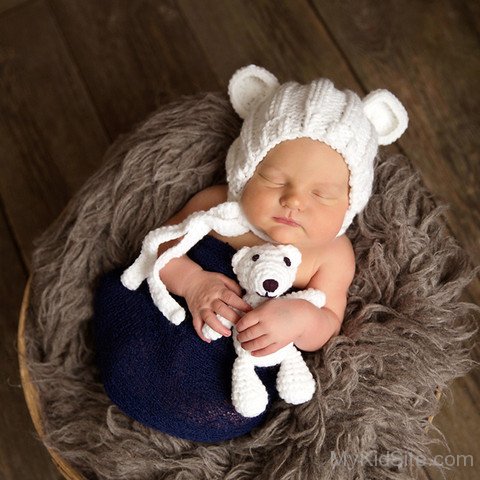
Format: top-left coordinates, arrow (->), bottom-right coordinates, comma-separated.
232,356 -> 269,417
202,315 -> 234,341
276,347 -> 316,405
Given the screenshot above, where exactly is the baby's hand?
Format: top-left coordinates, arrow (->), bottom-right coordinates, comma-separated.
235,298 -> 308,356
182,270 -> 252,342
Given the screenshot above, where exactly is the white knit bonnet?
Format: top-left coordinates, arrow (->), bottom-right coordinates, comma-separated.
225,65 -> 409,236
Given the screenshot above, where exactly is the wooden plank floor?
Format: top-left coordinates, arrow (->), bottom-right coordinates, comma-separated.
1,0 -> 478,478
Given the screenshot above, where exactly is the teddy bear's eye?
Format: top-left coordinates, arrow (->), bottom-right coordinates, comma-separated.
252,254 -> 259,262
283,257 -> 291,266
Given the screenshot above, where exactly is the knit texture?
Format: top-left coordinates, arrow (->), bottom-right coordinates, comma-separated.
94,235 -> 281,442
23,91 -> 478,480
225,65 -> 409,236
121,201 -> 268,325
201,243 -> 321,417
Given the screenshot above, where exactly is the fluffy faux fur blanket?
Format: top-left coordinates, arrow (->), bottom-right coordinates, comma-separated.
24,91 -> 478,480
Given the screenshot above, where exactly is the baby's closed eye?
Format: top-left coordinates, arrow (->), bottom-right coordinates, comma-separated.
259,172 -> 285,186
312,190 -> 337,201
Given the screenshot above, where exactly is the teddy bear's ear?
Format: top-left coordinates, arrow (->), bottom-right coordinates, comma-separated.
228,64 -> 280,120
232,246 -> 252,275
362,89 -> 409,145
278,244 -> 302,269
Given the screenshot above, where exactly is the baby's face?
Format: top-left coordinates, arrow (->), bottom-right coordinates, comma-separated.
240,137 -> 350,248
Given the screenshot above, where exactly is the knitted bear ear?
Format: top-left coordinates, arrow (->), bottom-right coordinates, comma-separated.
278,244 -> 302,269
228,64 -> 280,120
232,246 -> 253,275
362,89 -> 409,145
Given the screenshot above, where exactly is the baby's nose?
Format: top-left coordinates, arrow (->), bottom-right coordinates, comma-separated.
263,279 -> 279,292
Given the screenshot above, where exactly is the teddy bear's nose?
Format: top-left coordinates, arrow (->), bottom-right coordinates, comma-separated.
263,279 -> 279,292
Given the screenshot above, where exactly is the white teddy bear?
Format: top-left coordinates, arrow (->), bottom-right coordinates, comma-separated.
202,243 -> 326,418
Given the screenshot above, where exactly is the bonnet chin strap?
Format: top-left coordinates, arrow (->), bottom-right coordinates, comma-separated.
121,201 -> 273,325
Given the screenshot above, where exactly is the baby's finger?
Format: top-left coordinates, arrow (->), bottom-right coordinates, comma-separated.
212,299 -> 240,324
219,275 -> 242,296
240,334 -> 271,352
236,311 -> 259,333
192,316 -> 211,343
221,289 -> 252,313
251,342 -> 281,357
236,323 -> 265,343
201,309 -> 232,337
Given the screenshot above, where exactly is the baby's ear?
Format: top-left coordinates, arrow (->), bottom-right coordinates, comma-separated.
232,246 -> 252,275
228,64 -> 280,120
362,89 -> 409,145
278,244 -> 302,269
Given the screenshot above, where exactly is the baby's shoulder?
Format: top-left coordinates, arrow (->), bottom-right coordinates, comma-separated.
304,235 -> 355,306
190,184 -> 228,210
314,235 -> 356,278
164,184 -> 228,226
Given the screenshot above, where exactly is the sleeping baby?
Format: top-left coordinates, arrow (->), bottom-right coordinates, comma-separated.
155,136 -> 354,354
94,65 -> 408,443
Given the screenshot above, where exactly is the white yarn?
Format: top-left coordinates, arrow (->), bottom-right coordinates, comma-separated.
225,65 -> 409,237
121,202 -> 271,324
202,243 -> 325,417
227,64 -> 280,119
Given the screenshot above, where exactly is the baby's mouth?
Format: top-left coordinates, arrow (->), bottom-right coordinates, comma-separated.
273,216 -> 300,227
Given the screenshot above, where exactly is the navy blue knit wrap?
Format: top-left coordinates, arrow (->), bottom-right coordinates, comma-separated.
93,235 -> 279,443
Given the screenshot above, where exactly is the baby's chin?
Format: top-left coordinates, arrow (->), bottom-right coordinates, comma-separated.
264,224 -> 305,245
265,224 -> 337,248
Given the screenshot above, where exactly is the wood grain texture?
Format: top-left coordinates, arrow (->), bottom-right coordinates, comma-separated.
0,0 -> 478,478
425,373 -> 480,479
0,0 -> 109,263
18,279 -> 85,480
49,0 -> 219,137
0,0 -> 28,15
178,0 -> 357,88
0,206 -> 61,479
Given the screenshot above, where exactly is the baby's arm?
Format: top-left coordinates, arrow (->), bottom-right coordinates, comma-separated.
293,237 -> 356,351
235,237 -> 355,356
155,185 -> 251,340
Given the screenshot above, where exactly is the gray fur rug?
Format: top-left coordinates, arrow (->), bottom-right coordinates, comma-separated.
25,91 -> 478,480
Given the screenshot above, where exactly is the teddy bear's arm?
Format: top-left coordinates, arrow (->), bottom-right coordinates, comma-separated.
283,288 -> 326,309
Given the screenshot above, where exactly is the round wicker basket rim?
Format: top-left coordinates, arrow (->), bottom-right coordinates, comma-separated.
18,277 -> 86,480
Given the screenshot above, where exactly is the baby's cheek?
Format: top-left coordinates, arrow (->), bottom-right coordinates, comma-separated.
239,194 -> 255,222
312,206 -> 347,240
241,188 -> 270,218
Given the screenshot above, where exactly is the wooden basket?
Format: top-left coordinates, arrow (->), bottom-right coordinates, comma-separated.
17,278 -> 442,480
18,278 -> 86,480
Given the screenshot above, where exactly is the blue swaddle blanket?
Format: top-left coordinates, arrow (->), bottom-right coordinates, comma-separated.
93,235 -> 280,443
